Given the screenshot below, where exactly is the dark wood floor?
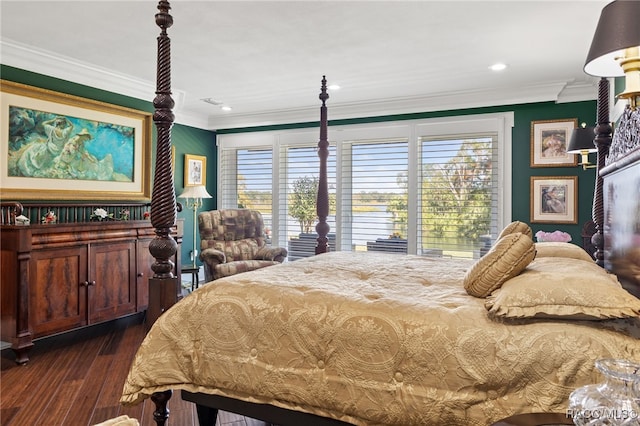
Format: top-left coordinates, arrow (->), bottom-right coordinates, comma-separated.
0,313 -> 198,426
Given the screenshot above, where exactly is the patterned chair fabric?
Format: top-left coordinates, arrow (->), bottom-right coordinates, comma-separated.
198,209 -> 287,281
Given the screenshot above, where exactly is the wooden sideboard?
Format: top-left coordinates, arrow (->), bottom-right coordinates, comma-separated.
0,220 -> 182,363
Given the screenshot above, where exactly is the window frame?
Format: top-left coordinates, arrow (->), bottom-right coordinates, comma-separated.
217,112 -> 514,255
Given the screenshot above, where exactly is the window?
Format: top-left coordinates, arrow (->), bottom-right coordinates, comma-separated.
218,113 -> 512,259
339,139 -> 409,253
279,144 -> 336,260
220,147 -> 274,236
419,134 -> 498,258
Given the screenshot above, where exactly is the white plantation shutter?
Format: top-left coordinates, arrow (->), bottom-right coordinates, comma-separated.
279,144 -> 336,259
217,113 -> 510,260
220,147 -> 275,238
339,139 -> 409,253
419,134 -> 498,258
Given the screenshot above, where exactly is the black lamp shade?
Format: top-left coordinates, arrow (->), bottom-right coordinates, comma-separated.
567,126 -> 597,153
584,0 -> 640,77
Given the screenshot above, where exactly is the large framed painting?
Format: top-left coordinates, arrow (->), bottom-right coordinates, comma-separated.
1,80 -> 152,200
530,119 -> 577,167
184,154 -> 206,187
530,176 -> 578,224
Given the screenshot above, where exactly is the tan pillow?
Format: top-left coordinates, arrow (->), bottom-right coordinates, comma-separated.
497,221 -> 533,240
485,257 -> 640,320
464,232 -> 536,298
535,242 -> 594,262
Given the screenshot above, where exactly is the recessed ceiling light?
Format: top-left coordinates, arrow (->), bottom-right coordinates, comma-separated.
489,63 -> 507,71
221,106 -> 232,112
328,84 -> 341,91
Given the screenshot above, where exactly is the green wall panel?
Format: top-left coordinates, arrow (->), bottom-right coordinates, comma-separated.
511,101 -> 597,244
172,124 -> 217,268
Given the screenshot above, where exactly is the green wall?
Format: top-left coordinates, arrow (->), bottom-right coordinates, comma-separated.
511,101 -> 596,244
2,64 -> 598,259
172,124 -> 217,266
219,100 -> 598,245
1,65 -> 217,268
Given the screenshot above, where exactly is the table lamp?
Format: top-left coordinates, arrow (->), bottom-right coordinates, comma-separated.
582,0 -> 640,266
178,185 -> 212,267
584,0 -> 640,104
567,123 -> 597,170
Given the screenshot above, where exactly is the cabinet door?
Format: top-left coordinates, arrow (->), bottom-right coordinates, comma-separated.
29,246 -> 87,338
136,239 -> 153,311
89,241 -> 136,323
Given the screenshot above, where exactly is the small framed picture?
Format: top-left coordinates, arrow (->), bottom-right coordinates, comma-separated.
184,154 -> 206,186
530,176 -> 578,224
530,119 -> 577,167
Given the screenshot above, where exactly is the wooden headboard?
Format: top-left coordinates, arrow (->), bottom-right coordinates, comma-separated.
600,105 -> 640,298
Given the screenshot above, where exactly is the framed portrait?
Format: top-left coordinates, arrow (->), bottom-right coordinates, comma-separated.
530,119 -> 577,167
1,80 -> 152,200
530,176 -> 578,224
184,154 -> 206,186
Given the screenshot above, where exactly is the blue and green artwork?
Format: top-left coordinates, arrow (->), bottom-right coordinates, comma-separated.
7,106 -> 135,182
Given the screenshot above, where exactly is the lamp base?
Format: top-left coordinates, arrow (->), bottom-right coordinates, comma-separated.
578,152 -> 597,170
618,47 -> 640,106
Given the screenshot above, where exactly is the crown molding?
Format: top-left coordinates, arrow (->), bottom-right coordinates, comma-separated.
556,78 -> 600,103
208,80 -> 598,130
1,39 -> 195,123
2,38 -> 598,131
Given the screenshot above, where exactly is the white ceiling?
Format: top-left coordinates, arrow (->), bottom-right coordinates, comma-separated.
0,0 -> 609,130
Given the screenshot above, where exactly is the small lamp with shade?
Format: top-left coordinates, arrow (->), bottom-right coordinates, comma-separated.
177,185 -> 212,268
567,123 -> 597,170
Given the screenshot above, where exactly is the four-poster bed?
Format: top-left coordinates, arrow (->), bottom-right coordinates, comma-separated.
125,1 -> 640,425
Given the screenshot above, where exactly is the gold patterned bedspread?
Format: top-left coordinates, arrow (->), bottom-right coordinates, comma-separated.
121,252 -> 640,425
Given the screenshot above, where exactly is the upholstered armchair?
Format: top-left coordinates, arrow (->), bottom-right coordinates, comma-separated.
198,209 -> 287,281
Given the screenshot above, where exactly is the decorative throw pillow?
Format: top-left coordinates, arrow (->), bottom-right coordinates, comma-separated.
535,242 -> 594,262
497,221 -> 533,240
464,232 -> 536,298
485,257 -> 640,320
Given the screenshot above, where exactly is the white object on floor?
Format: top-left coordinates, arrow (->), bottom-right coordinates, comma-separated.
216,410 -> 270,426
92,415 -> 139,426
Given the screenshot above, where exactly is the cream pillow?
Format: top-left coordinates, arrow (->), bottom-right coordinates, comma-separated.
464,232 -> 536,298
535,242 -> 594,262
93,416 -> 140,426
497,221 -> 533,240
486,257 -> 640,320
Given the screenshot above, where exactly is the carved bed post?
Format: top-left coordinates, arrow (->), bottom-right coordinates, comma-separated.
151,390 -> 172,426
148,0 -> 179,326
149,1 -> 176,424
591,77 -> 612,266
316,76 -> 330,254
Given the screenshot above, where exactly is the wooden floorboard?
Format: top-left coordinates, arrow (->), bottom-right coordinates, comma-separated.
0,313 -> 267,426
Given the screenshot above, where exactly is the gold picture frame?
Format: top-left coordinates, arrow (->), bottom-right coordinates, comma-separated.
184,154 -> 206,187
530,176 -> 578,224
530,119 -> 578,167
1,80 -> 152,200
171,145 -> 176,173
